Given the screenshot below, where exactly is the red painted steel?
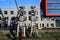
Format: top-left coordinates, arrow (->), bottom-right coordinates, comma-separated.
40,0 -> 60,16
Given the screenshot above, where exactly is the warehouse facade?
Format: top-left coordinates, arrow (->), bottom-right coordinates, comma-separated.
0,6 -> 56,30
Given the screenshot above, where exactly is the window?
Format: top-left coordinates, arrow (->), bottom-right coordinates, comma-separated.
40,9 -> 44,18
40,9 -> 44,15
47,24 -> 49,27
0,24 -> 1,27
36,23 -> 38,27
0,17 -> 1,20
41,18 -> 44,21
56,23 -> 60,27
48,0 -> 60,2
24,11 -> 26,15
4,11 -> 7,14
48,4 -> 60,8
29,16 -> 31,20
56,20 -> 60,27
35,11 -> 38,15
41,15 -> 44,18
10,11 -> 14,14
36,23 -> 38,29
42,24 -> 44,27
20,11 -> 26,16
56,17 -> 60,20
48,10 -> 60,14
48,0 -> 60,14
40,24 -> 41,27
4,17 -> 8,21
5,17 -> 8,20
46,17 -> 50,21
51,17 -> 55,20
51,23 -> 54,27
29,11 -> 36,15
29,11 -> 31,15
35,17 -> 38,21
11,17 -> 15,20
0,10 -> 2,14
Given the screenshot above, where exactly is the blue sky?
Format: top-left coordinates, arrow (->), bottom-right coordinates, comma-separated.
0,0 -> 40,8
0,0 -> 60,20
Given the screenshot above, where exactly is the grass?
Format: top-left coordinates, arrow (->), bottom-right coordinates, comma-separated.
38,32 -> 60,38
38,29 -> 60,38
0,30 -> 16,40
0,29 -> 60,40
0,30 -> 9,40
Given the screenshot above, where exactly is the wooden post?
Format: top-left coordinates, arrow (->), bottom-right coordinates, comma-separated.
19,27 -> 22,40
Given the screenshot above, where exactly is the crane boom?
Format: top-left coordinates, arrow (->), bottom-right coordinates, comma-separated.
14,0 -> 23,40
14,0 -> 19,11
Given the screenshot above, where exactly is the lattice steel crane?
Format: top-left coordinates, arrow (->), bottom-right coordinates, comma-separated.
14,0 -> 26,40
0,8 -> 8,30
14,0 -> 39,39
30,6 -> 39,37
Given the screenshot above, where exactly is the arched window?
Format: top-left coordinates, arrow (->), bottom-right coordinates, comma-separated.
47,24 -> 49,27
42,24 -> 44,27
40,24 -> 41,27
51,23 -> 54,27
